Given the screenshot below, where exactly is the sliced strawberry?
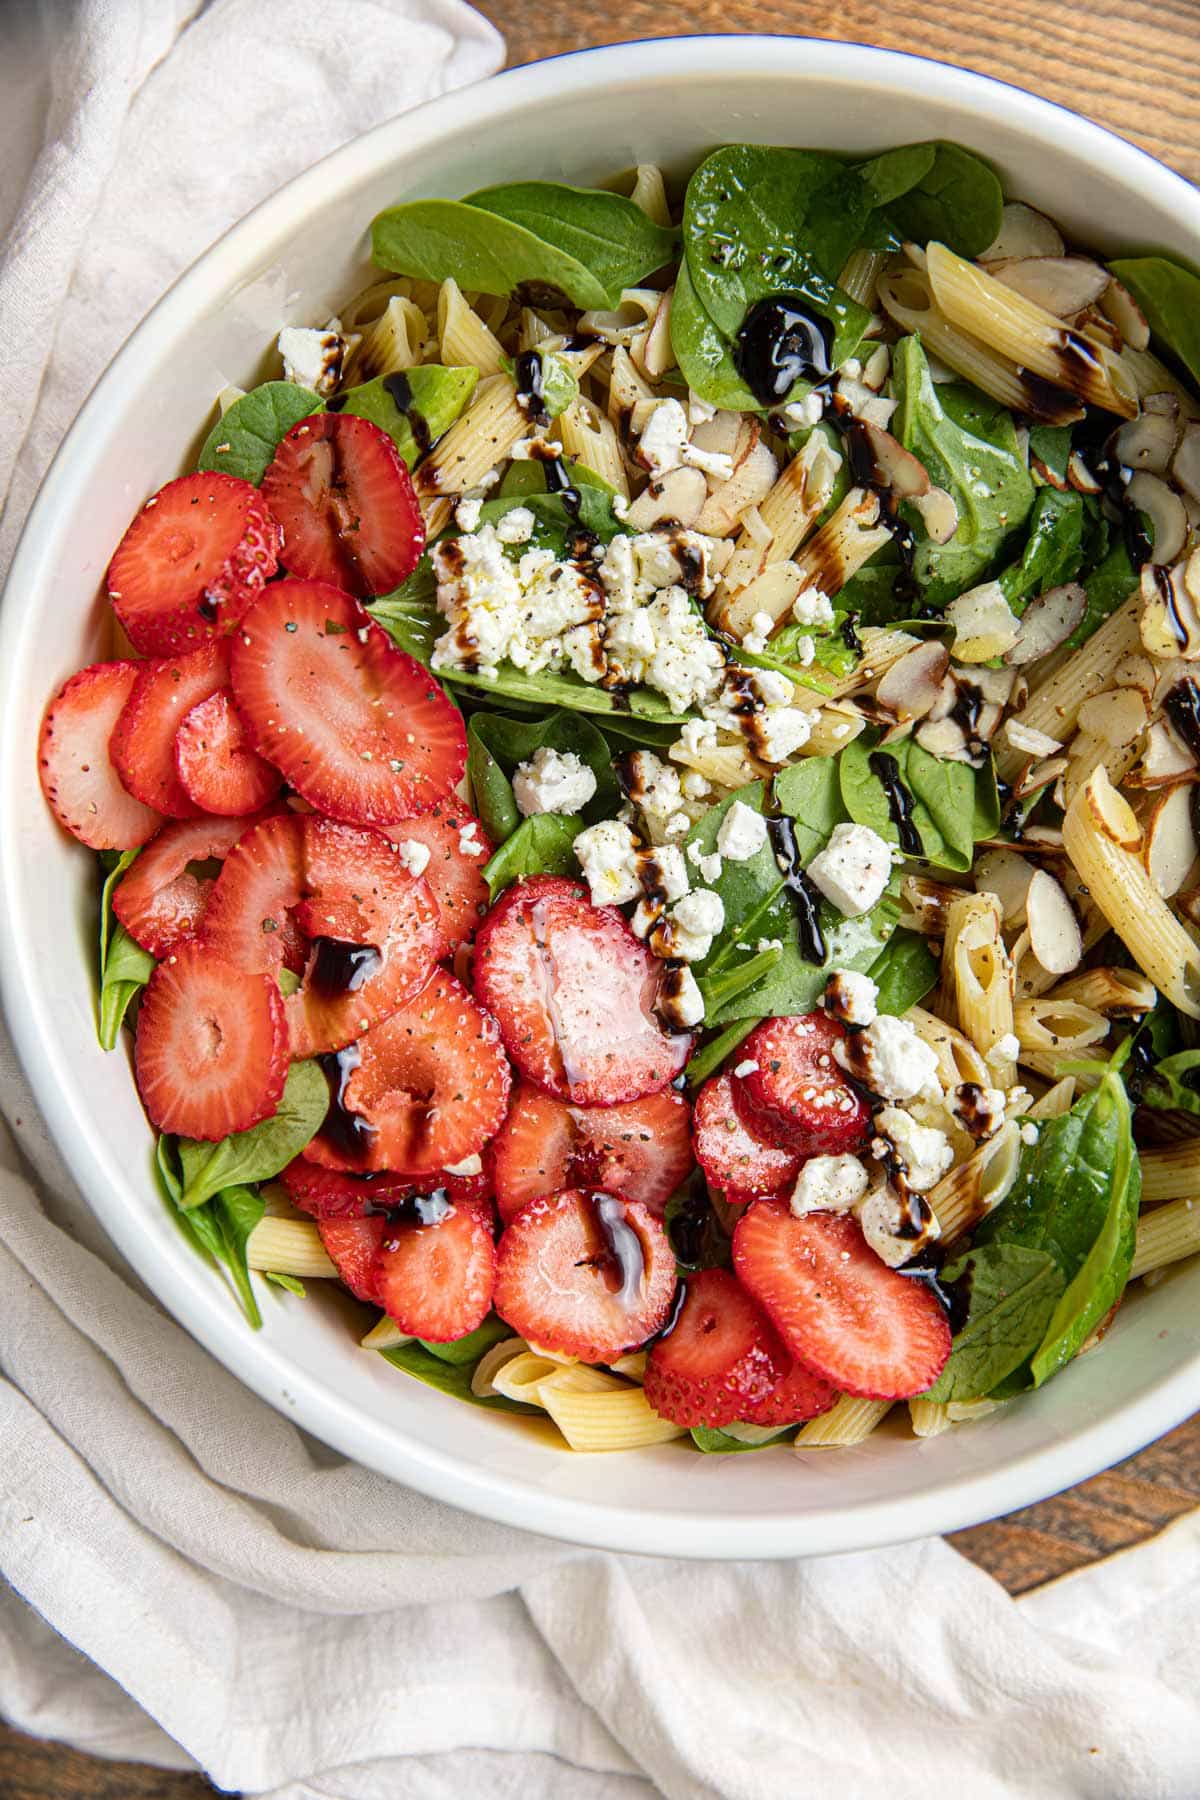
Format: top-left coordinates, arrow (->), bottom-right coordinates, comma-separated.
732,1202 -> 951,1400
175,690 -> 282,815
39,662 -> 162,851
280,1158 -> 415,1220
492,1082 -> 693,1224
106,472 -> 280,655
113,809 -> 277,957
318,1216 -> 387,1303
693,1071 -> 802,1203
109,642 -> 229,818
643,1267 -> 788,1428
733,1013 -> 870,1156
230,580 -> 466,824
375,1203 -> 496,1341
196,811 -> 444,1056
474,875 -> 692,1107
261,411 -> 425,596
133,941 -> 288,1139
494,1189 -> 676,1362
304,969 -> 511,1177
737,1358 -> 839,1428
385,801 -> 493,950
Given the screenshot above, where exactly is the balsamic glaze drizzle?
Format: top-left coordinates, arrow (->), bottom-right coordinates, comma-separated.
734,294 -> 833,407
766,814 -> 827,964
316,1043 -> 376,1164
868,750 -> 922,857
514,348 -> 549,426
307,937 -> 382,1000
382,370 -> 432,453
592,1194 -> 646,1311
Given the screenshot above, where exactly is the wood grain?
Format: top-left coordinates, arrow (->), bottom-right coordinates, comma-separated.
5,5 -> 1200,1793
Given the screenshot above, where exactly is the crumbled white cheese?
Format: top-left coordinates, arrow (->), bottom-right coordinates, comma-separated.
394,837 -> 431,878
950,1082 -> 1007,1141
637,843 -> 690,904
791,584 -> 835,628
444,1153 -> 483,1177
682,440 -> 735,481
573,819 -> 642,906
512,747 -> 597,817
755,937 -> 783,954
702,666 -> 812,766
431,523 -> 603,680
278,325 -> 348,398
790,1153 -> 870,1217
781,391 -> 825,429
945,581 -> 1021,663
807,822 -> 893,917
674,888 -> 724,937
823,969 -> 878,1027
681,769 -> 711,801
650,885 -> 724,962
872,1106 -> 954,1191
658,963 -> 705,1029
835,1013 -> 941,1102
732,1058 -> 760,1079
688,390 -> 718,426
856,1183 -> 941,1267
1020,1122 -> 1039,1147
458,822 -> 485,857
621,750 -> 687,845
605,584 -> 726,714
742,610 -> 776,656
686,839 -> 723,884
716,799 -> 768,863
988,1032 -> 1021,1064
636,397 -> 734,482
612,492 -> 631,521
455,496 -> 483,532
494,505 -> 536,545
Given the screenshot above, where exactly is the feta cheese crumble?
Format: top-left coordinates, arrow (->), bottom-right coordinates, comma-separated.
807,822 -> 892,917
494,505 -> 536,545
716,799 -> 768,862
732,1058 -> 760,1079
790,1154 -> 870,1217
458,822 -> 485,857
741,610 -> 777,656
573,819 -> 642,906
393,838 -> 431,878
686,839 -> 723,884
791,585 -> 835,628
512,747 -> 598,817
856,1183 -> 941,1268
823,969 -> 879,1027
443,1153 -> 483,1177
872,1106 -> 954,1191
835,1014 -> 941,1102
431,524 -> 603,681
278,324 -> 350,398
657,962 -> 705,1029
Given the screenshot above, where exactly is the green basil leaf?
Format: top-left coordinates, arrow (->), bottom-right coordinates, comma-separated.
498,349 -> 577,421
467,181 -> 678,309
197,381 -> 322,484
885,142 -> 1004,259
925,1243 -> 1065,1402
866,929 -> 940,1016
175,1060 -> 330,1210
417,1315 -> 514,1366
482,813 -> 581,901
380,1340 -> 542,1413
334,365 -> 478,464
1108,256 -> 1200,388
691,1424 -> 794,1453
477,485 -> 627,551
372,198 -> 610,310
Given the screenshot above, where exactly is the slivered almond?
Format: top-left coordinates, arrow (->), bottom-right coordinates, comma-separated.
946,581 -> 1020,661
1185,548 -> 1200,610
1116,411 -> 1180,476
1140,563 -> 1200,661
980,203 -> 1065,262
1085,765 -> 1142,850
1076,686 -> 1151,746
912,485 -> 959,544
1026,868 -> 1084,973
1099,277 -> 1150,351
1014,754 -> 1070,800
859,423 -> 931,498
1003,719 -> 1062,758
1132,719 -> 1197,787
626,465 -> 707,529
1127,472 -> 1188,566
988,256 -> 1110,317
1112,652 -> 1158,697
1145,783 -> 1198,898
915,715 -> 973,761
875,640 -> 950,721
633,288 -> 675,381
974,847 -> 1036,924
1006,582 -> 1087,665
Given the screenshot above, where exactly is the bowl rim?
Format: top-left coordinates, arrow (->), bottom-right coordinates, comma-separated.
5,33 -> 1200,1559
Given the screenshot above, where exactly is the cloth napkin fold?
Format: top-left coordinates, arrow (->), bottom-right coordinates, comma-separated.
4,4 -> 1200,1795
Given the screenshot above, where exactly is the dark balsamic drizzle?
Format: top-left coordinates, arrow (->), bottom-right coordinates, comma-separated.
898,1250 -> 957,1323
526,436 -> 582,521
382,371 -> 431,453
643,1280 -> 686,1349
868,750 -> 922,857
733,294 -> 834,407
1164,679 -> 1200,761
380,1190 -> 453,1246
316,1043 -> 376,1165
841,613 -> 864,657
307,937 -> 383,999
766,814 -> 826,964
592,1194 -> 645,1311
513,348 -> 550,426
197,595 -> 218,623
324,393 -> 348,414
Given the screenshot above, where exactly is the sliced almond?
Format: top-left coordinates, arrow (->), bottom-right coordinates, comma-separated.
1076,685 -> 1151,747
912,485 -> 959,544
1066,452 -> 1103,495
1111,651 -> 1158,698
1003,718 -> 1063,758
1084,764 -> 1143,850
1175,887 -> 1200,928
1006,581 -> 1087,665
625,465 -> 708,529
898,873 -> 963,935
690,409 -> 748,458
915,714 -> 974,761
1145,782 -> 1198,897
989,256 -> 1110,317
1173,424 -> 1200,502
1021,825 -> 1066,849
1099,277 -> 1151,352
580,289 -> 661,344
858,423 -> 931,498
974,847 -> 1036,924
694,436 -> 779,537
946,581 -> 1020,662
1014,753 -> 1070,800
1132,718 -> 1197,787
1115,411 -> 1181,475
980,203 -> 1065,262
1140,562 -> 1200,661
875,640 -> 950,721
633,288 -> 675,381
1127,471 -> 1188,567
1026,868 -> 1084,973
1186,548 -> 1200,610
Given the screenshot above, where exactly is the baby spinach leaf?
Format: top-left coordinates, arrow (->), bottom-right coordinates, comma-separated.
97,850 -> 154,1049
368,594 -> 439,666
684,1018 -> 760,1088
155,1140 -> 267,1329
892,337 -> 1034,603
499,350 -> 578,421
1027,423 -> 1073,484
997,487 -> 1086,611
1067,540 -> 1137,648
418,1315 -> 514,1366
197,381 -> 321,484
925,1243 -> 1065,1403
467,709 -> 618,842
482,813 -> 581,901
1134,1045 -> 1200,1115
866,929 -> 939,1016
380,1340 -> 542,1413
838,735 -> 978,871
468,181 -> 678,308
773,754 -> 846,861
671,262 -> 763,413
724,901 -> 898,1025
335,365 -> 478,464
799,143 -> 937,281
698,947 -> 782,1018
263,1272 -> 306,1296
691,1424 -> 793,1452
1109,256 -> 1200,388
478,485 -> 627,550
373,198 -> 612,309
885,142 -> 1004,260
174,1060 -> 329,1211
450,661 -> 685,727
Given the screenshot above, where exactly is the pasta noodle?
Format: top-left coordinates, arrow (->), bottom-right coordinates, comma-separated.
437,278 -> 506,376
360,1317 -> 413,1350
1013,997 -> 1109,1057
557,397 -> 630,495
1131,1197 -> 1200,1280
1139,1143 -> 1200,1206
928,1120 -> 1022,1244
629,162 -> 671,227
795,1397 -> 891,1448
1048,966 -> 1157,1017
346,294 -> 429,381
907,1003 -> 993,1091
995,598 -> 1141,782
944,893 -> 1017,1086
877,267 -> 1047,416
839,247 -> 888,308
787,487 -> 893,597
414,373 -> 529,511
245,1218 -> 337,1278
538,1384 -> 688,1451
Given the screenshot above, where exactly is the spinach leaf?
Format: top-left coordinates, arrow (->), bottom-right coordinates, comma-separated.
691,1424 -> 793,1452
886,142 -> 1004,260
997,488 -> 1086,611
468,181 -> 678,308
1135,1046 -> 1200,1115
797,143 -> 937,287
467,709 -> 618,842
173,1060 -> 329,1210
866,929 -> 939,1016
671,262 -> 763,413
380,1340 -> 542,1413
499,350 -> 577,421
838,735 -> 979,872
1067,540 -> 1138,648
477,485 -> 627,550
892,337 -> 1034,603
336,365 -> 478,464
368,593 -> 439,666
263,1272 -> 306,1296
372,199 -> 610,310
482,814 -> 581,901
774,754 -> 846,860
698,947 -> 783,1018
684,1018 -> 760,1088
925,1243 -> 1065,1402
97,849 -> 154,1049
197,381 -> 321,484
1108,256 -> 1200,388
155,1139 -> 266,1328
1027,423 -> 1073,484
418,1315 -> 514,1366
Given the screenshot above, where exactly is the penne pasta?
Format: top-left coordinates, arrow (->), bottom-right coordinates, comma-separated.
1140,1142 -> 1200,1206
908,1003 -> 993,1092
245,1218 -> 337,1278
839,247 -> 888,309
557,397 -> 630,495
929,1120 -> 1022,1245
437,278 -> 506,376
629,162 -> 671,227
360,1316 -> 414,1350
539,1384 -> 689,1451
1131,1196 -> 1200,1280
995,597 -> 1141,782
470,1337 -> 530,1399
795,1397 -> 891,1448
944,893 -> 1017,1086
787,487 -> 892,597
1027,1076 -> 1078,1119
712,434 -> 843,633
414,373 -> 528,508
346,293 -> 430,381
1013,997 -> 1109,1057
908,1398 -> 953,1438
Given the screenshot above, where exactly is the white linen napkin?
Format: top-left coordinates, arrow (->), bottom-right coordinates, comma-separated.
3,6 -> 1200,1796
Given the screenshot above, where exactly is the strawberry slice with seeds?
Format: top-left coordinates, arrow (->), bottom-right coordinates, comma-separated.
493,1082 -> 693,1224
732,1202 -> 951,1400
261,411 -> 425,596
385,801 -> 493,950
737,1358 -> 838,1428
643,1267 -> 789,1428
133,941 -> 288,1139
494,1189 -> 677,1362
230,580 -> 466,824
106,472 -> 280,655
113,808 -> 279,957
318,1217 -> 387,1302
693,1071 -> 801,1204
280,1158 -> 416,1220
303,969 -> 512,1177
197,811 -> 444,1056
175,690 -> 282,815
39,661 -> 162,850
733,1013 -> 870,1156
110,642 -> 231,818
375,1203 -> 496,1341
474,875 -> 692,1107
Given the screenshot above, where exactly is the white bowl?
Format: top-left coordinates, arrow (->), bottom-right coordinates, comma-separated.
5,36 -> 1200,1559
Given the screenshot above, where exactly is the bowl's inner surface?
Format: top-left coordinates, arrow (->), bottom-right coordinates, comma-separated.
5,40 -> 1200,1555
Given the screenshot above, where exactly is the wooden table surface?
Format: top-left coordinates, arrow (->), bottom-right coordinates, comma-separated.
4,1 -> 1200,1793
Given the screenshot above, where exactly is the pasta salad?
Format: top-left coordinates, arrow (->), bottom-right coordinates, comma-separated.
38,140 -> 1200,1455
